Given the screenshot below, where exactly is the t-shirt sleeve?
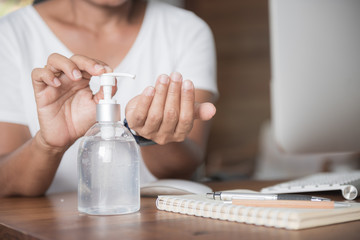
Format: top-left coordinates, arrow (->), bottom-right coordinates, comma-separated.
0,19 -> 27,125
174,13 -> 219,100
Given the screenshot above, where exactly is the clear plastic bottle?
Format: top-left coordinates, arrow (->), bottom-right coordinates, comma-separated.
77,73 -> 140,215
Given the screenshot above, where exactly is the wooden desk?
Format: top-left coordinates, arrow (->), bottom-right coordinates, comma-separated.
1,180 -> 359,240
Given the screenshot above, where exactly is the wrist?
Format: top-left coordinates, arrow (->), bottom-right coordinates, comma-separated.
123,119 -> 156,146
33,132 -> 67,156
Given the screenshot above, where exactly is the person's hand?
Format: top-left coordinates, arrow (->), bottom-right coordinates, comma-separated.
31,53 -> 112,150
125,72 -> 216,145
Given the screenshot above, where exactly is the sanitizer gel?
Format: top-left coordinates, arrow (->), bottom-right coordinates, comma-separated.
77,73 -> 141,215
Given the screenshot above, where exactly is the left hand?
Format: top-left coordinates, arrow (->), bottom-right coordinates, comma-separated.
125,72 -> 216,145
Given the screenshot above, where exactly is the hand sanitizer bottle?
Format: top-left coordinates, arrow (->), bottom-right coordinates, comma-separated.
77,73 -> 141,215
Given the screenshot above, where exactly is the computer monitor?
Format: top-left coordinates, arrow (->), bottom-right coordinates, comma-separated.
270,0 -> 360,153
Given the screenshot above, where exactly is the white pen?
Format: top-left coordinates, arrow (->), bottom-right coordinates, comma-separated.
206,192 -> 330,201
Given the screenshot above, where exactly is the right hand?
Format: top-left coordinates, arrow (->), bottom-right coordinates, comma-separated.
31,53 -> 112,150
125,72 -> 216,145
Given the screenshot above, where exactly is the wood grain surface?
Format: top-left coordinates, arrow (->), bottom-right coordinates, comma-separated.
1,180 -> 359,240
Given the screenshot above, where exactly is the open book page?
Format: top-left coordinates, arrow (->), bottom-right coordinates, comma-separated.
156,190 -> 360,230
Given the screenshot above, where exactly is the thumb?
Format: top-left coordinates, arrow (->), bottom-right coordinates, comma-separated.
125,95 -> 141,113
194,102 -> 216,121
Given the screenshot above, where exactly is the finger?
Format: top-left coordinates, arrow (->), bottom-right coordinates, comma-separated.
70,54 -> 108,77
125,86 -> 155,129
79,61 -> 112,80
31,68 -> 65,108
142,74 -> 169,134
94,59 -> 113,73
174,80 -> 195,139
47,53 -> 83,81
158,72 -> 183,135
80,71 -> 92,80
32,67 -> 61,92
194,102 -> 216,121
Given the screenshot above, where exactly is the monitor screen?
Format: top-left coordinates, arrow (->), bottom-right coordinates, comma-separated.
270,0 -> 360,153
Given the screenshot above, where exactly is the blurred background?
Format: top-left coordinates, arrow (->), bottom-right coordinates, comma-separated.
0,0 -> 32,15
3,0 -> 360,182
186,0 -> 360,181
185,0 -> 271,180
1,0 -> 271,180
1,0 -> 359,233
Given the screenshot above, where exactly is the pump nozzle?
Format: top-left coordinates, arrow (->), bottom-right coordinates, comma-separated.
101,73 -> 136,78
99,73 -> 136,104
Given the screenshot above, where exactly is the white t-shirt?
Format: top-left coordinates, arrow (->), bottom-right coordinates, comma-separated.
0,1 -> 217,193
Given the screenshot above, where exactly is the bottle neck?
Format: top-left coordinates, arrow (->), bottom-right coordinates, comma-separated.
96,103 -> 121,122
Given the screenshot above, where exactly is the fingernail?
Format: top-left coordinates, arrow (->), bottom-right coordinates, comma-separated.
94,64 -> 105,72
159,74 -> 169,84
171,72 -> 182,82
53,77 -> 61,87
144,86 -> 155,96
183,80 -> 193,90
72,69 -> 82,79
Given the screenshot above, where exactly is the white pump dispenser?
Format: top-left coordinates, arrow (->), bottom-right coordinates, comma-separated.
97,73 -> 135,122
96,73 -> 135,139
77,72 -> 141,215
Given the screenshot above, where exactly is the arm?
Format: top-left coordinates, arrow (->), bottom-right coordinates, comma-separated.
0,123 -> 65,197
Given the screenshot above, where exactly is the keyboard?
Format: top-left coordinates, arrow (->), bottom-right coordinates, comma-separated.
260,171 -> 360,200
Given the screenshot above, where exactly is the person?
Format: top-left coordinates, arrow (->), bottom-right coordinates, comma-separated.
0,0 -> 218,197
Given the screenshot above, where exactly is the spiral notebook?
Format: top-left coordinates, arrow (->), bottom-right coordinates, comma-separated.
156,190 -> 360,230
